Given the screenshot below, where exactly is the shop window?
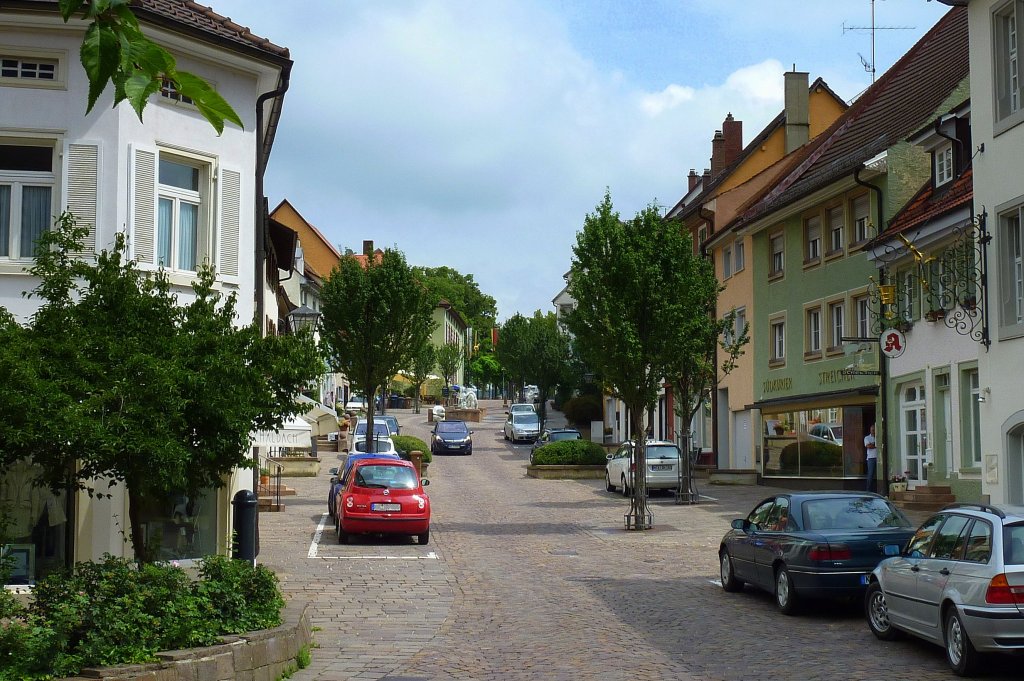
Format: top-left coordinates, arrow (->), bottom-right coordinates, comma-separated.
762,408 -> 861,479
1,459 -> 70,585
134,489 -> 218,561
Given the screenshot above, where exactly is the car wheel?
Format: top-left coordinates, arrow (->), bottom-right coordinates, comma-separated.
774,565 -> 799,615
865,582 -> 901,640
466,448 -> 473,456
605,473 -> 615,492
945,608 -> 982,676
621,475 -> 629,497
337,525 -> 350,545
504,430 -> 509,441
418,529 -> 430,545
720,550 -> 744,592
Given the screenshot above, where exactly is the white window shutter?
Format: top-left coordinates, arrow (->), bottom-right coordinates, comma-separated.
131,147 -> 156,265
66,143 -> 98,256
220,168 -> 240,278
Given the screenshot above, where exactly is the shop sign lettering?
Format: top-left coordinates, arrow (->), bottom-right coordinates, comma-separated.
818,369 -> 855,385
762,377 -> 792,393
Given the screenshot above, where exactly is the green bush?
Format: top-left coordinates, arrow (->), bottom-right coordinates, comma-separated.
779,441 -> 843,473
0,554 -> 286,680
531,439 -> 607,465
561,394 -> 602,426
391,434 -> 432,463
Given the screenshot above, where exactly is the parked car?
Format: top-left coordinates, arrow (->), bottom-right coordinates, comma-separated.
865,503 -> 1024,676
327,450 -> 402,519
503,411 -> 540,443
719,492 -> 915,615
379,414 -> 400,436
530,428 -> 582,463
352,436 -> 398,454
605,440 -> 681,496
808,422 -> 844,446
431,419 -> 473,455
354,419 -> 392,440
334,458 -> 430,545
508,403 -> 536,415
345,394 -> 368,411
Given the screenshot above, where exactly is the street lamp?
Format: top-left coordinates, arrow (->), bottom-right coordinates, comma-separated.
287,305 -> 321,335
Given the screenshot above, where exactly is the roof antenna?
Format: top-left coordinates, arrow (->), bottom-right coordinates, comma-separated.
842,0 -> 913,84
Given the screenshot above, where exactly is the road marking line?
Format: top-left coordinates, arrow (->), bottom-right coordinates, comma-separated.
709,579 -> 722,586
320,553 -> 439,560
699,493 -> 719,502
308,512 -> 329,558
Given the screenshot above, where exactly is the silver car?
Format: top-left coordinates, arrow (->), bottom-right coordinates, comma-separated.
865,503 -> 1024,676
605,441 -> 680,496
503,411 -> 540,443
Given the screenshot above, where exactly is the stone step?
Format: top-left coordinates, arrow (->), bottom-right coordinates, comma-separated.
892,491 -> 956,504
259,483 -> 297,496
908,485 -> 953,495
258,499 -> 285,512
896,500 -> 951,512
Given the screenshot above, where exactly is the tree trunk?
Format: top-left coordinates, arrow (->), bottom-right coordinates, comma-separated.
627,405 -> 651,530
126,485 -> 150,563
364,385 -> 378,453
413,382 -> 422,414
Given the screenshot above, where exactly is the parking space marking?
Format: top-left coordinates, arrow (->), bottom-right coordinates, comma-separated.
709,579 -> 722,586
321,552 -> 439,560
308,512 -> 330,558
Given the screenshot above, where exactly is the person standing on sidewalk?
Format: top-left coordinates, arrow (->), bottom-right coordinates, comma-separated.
864,423 -> 877,493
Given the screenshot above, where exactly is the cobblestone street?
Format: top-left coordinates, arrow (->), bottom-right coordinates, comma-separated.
258,402 -> 1019,680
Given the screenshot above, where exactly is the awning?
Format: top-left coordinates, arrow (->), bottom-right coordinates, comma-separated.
251,415 -> 312,447
296,395 -> 339,436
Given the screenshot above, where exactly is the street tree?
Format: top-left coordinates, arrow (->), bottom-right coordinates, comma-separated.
521,313 -> 572,427
407,343 -> 435,414
496,313 -> 531,400
320,249 -> 434,453
469,353 -> 502,396
0,214 -> 322,562
565,191 -> 701,529
58,0 -> 243,134
435,343 -> 464,401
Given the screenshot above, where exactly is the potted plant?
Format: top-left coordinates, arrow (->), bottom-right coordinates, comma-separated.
924,308 -> 946,322
259,467 -> 271,486
889,471 -> 909,494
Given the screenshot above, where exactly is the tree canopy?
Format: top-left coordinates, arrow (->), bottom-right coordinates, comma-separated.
435,343 -> 464,394
320,249 -> 434,452
413,266 -> 497,351
0,214 -> 322,561
497,312 -> 571,424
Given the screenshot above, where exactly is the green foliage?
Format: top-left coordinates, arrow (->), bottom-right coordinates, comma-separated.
296,645 -> 312,669
391,435 -> 432,464
469,352 -> 502,389
0,555 -> 285,680
412,265 -> 498,350
435,343 -> 463,389
561,394 -> 602,426
58,0 -> 244,134
0,214 -> 323,561
321,249 -> 435,454
779,441 -> 843,472
497,312 -> 572,424
531,440 -> 607,466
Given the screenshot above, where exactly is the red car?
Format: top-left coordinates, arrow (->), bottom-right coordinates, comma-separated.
335,458 -> 431,545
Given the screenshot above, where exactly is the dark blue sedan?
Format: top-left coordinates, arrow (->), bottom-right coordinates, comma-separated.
719,492 -> 915,615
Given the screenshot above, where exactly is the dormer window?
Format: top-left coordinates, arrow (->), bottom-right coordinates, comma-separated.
935,142 -> 954,186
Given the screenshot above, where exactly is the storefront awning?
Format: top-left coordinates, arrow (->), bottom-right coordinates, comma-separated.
296,395 -> 338,436
750,386 -> 878,411
251,415 -> 312,447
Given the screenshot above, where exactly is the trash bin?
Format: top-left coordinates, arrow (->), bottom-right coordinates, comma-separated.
390,394 -> 401,409
231,489 -> 258,561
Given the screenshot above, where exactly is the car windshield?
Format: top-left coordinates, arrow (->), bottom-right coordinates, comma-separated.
549,431 -> 580,441
355,422 -> 390,436
514,414 -> 539,425
802,497 -> 911,530
437,422 -> 468,435
354,464 -> 418,490
644,445 -> 680,459
831,426 -> 843,439
381,416 -> 399,430
1005,523 -> 1024,565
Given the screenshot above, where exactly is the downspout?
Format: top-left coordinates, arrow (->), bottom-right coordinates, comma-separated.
698,205 -> 720,470
854,164 -> 889,488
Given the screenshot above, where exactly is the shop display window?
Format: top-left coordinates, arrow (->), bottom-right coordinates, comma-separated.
762,408 -> 869,478
1,458 -> 69,586
134,489 -> 218,561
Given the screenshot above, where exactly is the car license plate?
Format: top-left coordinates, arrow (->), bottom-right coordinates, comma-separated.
883,544 -> 901,556
371,503 -> 401,512
651,464 -> 671,471
860,574 -> 871,585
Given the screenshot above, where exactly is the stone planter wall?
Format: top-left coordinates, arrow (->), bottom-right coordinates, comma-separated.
526,464 -> 605,480
446,407 -> 486,422
269,456 -> 321,477
63,601 -> 312,681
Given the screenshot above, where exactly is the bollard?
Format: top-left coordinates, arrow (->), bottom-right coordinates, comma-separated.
231,489 -> 259,562
410,450 -> 423,478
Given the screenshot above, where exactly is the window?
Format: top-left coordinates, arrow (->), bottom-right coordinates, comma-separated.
734,240 -> 745,272
770,318 -> 786,364
906,514 -> 945,558
157,155 -> 205,271
897,267 -> 921,322
964,368 -> 982,466
0,142 -> 55,258
962,520 -> 993,563
852,195 -> 871,243
828,300 -> 845,350
723,246 -> 732,278
827,206 -> 844,254
935,143 -> 954,185
805,215 -> 821,263
805,307 -> 822,356
995,1 -> 1024,124
159,77 -> 194,104
769,232 -> 784,277
855,295 -> 871,338
929,515 -> 971,560
1001,205 -> 1024,330
734,307 -> 747,346
1,56 -> 56,81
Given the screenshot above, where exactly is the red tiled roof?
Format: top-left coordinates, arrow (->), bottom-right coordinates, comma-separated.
735,7 -> 968,226
11,0 -> 288,60
351,250 -> 384,269
875,166 -> 973,240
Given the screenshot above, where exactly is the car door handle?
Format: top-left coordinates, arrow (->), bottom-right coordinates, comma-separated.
911,565 -> 920,572
940,568 -> 950,576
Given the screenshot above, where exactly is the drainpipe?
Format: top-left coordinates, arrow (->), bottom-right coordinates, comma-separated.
854,164 -> 889,489
697,205 -> 718,469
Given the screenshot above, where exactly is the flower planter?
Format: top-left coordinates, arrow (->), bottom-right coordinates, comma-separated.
889,482 -> 908,493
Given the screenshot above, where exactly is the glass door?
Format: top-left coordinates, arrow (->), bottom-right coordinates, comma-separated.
901,384 -> 928,487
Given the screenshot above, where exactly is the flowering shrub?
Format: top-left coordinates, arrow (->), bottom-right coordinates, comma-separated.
890,471 -> 909,483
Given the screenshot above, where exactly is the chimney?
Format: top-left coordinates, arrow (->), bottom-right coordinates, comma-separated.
722,113 -> 743,167
710,130 -> 725,177
362,239 -> 373,257
688,168 -> 700,192
784,68 -> 810,153
702,168 -> 711,186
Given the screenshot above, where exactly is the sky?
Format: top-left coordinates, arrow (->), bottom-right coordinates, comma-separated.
208,0 -> 953,322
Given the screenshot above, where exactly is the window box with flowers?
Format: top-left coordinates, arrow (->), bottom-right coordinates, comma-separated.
889,472 -> 909,494
925,308 -> 947,322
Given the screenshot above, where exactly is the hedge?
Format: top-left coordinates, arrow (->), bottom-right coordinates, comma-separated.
561,394 -> 602,426
531,439 -> 607,466
391,434 -> 432,463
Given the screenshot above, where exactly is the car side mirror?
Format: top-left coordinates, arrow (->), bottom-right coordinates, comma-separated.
330,477 -> 338,485
329,467 -> 339,475
731,518 -> 749,532
606,453 -> 614,460
421,478 -> 430,486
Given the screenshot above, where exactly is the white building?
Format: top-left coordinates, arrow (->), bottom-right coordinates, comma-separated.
0,0 -> 290,580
